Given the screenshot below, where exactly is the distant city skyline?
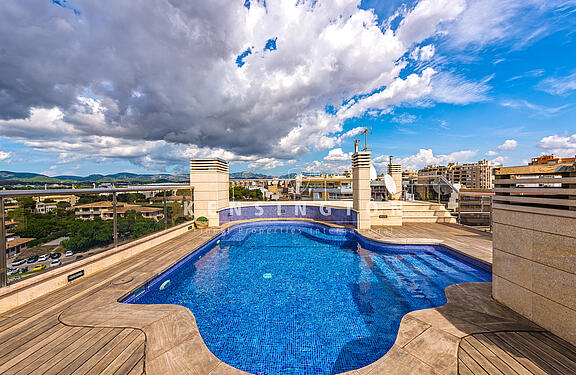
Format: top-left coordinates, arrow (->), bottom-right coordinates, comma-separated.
0,0 -> 575,177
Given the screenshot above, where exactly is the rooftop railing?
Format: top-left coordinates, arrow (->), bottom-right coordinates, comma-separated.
404,175 -> 494,229
494,163 -> 576,216
0,184 -> 192,288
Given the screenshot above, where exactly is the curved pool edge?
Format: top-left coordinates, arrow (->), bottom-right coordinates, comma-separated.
57,220 -> 512,375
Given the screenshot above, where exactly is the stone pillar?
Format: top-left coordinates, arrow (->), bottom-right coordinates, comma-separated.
190,159 -> 229,227
388,161 -> 403,200
353,151 -> 372,229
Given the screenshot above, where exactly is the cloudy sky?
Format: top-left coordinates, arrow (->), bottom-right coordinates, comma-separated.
0,0 -> 575,176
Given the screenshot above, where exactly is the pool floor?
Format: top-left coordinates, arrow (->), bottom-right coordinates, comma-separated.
127,222 -> 491,374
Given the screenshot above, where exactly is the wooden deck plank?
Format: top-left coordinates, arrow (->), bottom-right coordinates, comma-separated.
83,330 -> 145,375
531,332 -> 576,364
126,358 -> 145,375
33,327 -> 119,375
463,336 -> 517,375
97,335 -> 147,375
511,332 -> 576,374
460,340 -> 505,375
13,327 -> 93,375
71,329 -> 136,375
485,333 -> 559,375
0,325 -> 82,375
42,328 -> 120,375
54,328 -> 124,375
0,317 -> 60,360
111,344 -> 145,375
458,359 -> 476,375
0,314 -> 61,346
0,323 -> 73,373
459,349 -> 490,375
472,334 -> 534,375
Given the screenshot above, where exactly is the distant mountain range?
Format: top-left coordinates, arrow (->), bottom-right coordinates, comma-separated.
0,171 -> 189,185
0,170 -> 290,185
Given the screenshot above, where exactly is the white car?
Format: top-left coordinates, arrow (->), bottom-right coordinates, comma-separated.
65,251 -> 74,257
38,254 -> 51,262
49,259 -> 61,268
7,268 -> 18,276
11,259 -> 26,267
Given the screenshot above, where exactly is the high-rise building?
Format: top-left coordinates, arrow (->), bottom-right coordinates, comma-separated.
417,160 -> 496,189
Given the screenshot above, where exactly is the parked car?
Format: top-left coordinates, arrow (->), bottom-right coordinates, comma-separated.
38,254 -> 50,262
27,255 -> 39,264
32,264 -> 46,272
11,259 -> 26,267
19,266 -> 28,273
75,255 -> 84,260
49,259 -> 61,268
65,251 -> 74,257
50,253 -> 61,259
7,268 -> 18,276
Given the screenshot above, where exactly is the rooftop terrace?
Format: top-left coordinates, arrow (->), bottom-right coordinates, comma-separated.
0,221 -> 573,374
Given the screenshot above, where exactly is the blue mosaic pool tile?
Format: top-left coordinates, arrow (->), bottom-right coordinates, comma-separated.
124,221 -> 491,374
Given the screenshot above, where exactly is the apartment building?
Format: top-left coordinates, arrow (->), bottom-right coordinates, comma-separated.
529,154 -> 576,165
75,201 -> 164,221
418,160 -> 496,189
300,174 -> 353,200
35,195 -> 79,206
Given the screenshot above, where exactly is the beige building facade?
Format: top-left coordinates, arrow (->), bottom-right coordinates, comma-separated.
492,163 -> 576,345
418,160 -> 495,189
75,201 -> 164,221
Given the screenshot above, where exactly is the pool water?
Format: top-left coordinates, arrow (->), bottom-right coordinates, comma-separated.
124,221 -> 491,374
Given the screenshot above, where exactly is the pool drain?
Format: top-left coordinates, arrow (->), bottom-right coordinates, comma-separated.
263,273 -> 272,279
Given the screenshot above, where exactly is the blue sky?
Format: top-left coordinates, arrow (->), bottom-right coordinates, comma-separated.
0,0 -> 575,176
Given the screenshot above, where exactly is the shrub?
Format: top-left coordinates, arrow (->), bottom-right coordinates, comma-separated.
196,216 -> 208,222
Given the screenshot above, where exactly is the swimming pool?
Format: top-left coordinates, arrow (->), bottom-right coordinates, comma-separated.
123,221 -> 491,374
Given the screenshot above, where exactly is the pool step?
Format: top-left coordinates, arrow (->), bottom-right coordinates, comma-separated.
401,201 -> 457,223
402,216 -> 457,223
403,210 -> 453,217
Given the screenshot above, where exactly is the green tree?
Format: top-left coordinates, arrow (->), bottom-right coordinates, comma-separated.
117,193 -> 147,203
16,197 -> 36,210
61,217 -> 113,252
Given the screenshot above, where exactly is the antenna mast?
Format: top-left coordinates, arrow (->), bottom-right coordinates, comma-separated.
360,128 -> 371,151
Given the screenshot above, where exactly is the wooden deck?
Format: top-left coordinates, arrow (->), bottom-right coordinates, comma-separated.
459,332 -> 576,375
367,222 -> 493,264
0,221 -> 573,374
0,229 -> 219,375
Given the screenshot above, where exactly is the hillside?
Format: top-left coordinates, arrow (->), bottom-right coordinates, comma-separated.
0,171 -> 189,185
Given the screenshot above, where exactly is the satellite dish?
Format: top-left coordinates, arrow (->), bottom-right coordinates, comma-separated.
384,174 -> 397,195
370,165 -> 377,181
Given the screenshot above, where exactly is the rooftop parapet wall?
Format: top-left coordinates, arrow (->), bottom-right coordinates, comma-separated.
492,163 -> 576,345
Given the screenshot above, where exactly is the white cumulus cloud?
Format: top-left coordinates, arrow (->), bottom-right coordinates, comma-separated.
324,148 -> 352,161
0,0 -> 473,170
537,134 -> 576,157
397,148 -> 478,170
497,139 -> 518,151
